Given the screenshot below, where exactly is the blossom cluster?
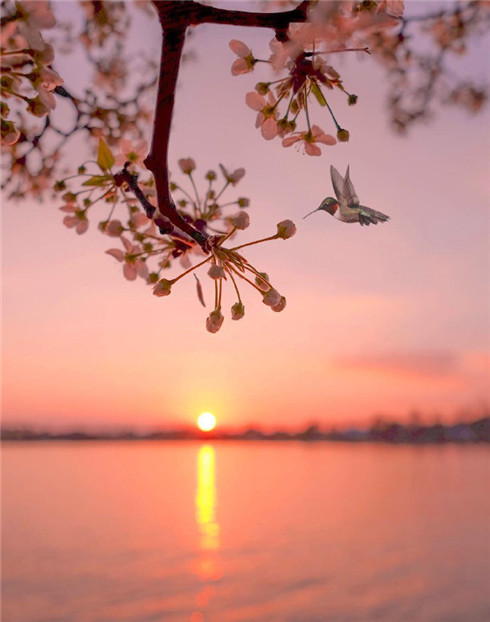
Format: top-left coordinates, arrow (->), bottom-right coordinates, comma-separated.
229,0 -> 404,155
1,0 -> 62,145
362,1 -> 489,132
54,139 -> 296,333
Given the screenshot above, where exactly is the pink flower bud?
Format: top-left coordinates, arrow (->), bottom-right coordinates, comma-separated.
231,302 -> 245,320
276,219 -> 296,239
32,42 -> 55,64
178,158 -> 196,174
1,120 -> 20,146
153,279 -> 172,297
255,273 -> 270,292
62,192 -> 77,203
230,212 -> 250,230
262,288 -> 281,307
337,129 -> 350,142
272,296 -> 287,312
208,264 -> 226,280
39,67 -> 63,89
206,310 -> 224,334
26,97 -> 50,117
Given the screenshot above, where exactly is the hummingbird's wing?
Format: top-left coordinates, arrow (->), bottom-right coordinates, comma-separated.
330,166 -> 345,202
344,165 -> 360,206
330,165 -> 360,205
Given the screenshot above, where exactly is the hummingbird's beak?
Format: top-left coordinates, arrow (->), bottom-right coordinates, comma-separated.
303,208 -> 319,219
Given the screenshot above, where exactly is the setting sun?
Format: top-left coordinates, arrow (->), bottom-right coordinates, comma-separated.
197,412 -> 216,432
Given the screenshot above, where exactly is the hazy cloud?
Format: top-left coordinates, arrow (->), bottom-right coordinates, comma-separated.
334,350 -> 459,377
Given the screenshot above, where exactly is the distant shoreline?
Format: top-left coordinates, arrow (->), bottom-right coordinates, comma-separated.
2,416 -> 489,444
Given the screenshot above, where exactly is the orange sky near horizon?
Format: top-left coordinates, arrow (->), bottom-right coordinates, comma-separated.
1,2 -> 489,431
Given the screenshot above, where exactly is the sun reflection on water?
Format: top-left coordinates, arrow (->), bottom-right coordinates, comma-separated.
196,445 -> 220,551
192,445 -> 222,619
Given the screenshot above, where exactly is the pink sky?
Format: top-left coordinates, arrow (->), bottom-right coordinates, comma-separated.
2,2 -> 489,430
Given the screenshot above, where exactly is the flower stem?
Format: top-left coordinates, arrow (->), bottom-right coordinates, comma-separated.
172,255 -> 212,283
217,227 -> 237,247
225,266 -> 242,303
230,235 -> 278,251
304,84 -> 312,132
188,172 -> 202,212
214,180 -> 230,202
228,264 -> 264,294
324,98 -> 341,131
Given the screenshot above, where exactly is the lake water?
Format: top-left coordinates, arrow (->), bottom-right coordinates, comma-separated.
2,442 -> 489,622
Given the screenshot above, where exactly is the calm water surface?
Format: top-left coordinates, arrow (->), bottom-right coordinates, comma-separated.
2,442 -> 489,622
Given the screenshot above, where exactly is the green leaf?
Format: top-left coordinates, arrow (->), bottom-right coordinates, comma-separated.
311,81 -> 327,107
82,175 -> 111,187
97,138 -> 115,171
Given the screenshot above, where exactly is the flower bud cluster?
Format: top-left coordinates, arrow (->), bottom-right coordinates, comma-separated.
193,217 -> 294,333
1,1 -> 61,146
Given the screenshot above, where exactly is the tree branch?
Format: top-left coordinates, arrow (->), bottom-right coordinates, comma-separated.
145,0 -> 312,251
185,0 -> 310,30
142,23 -> 206,240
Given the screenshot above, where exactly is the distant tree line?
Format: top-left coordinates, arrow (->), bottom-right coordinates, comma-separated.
2,415 -> 489,443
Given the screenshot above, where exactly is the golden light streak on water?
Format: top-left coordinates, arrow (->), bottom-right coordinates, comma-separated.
196,445 -> 220,551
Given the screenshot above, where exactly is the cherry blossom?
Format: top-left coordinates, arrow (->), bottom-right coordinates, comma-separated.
229,39 -> 255,76
379,1 -> 405,19
32,65 -> 63,112
106,237 -> 149,281
16,1 -> 56,50
245,91 -> 279,140
219,164 -> 245,185
129,211 -> 149,229
268,38 -> 297,72
60,205 -> 89,235
115,139 -> 148,167
103,220 -> 124,237
282,124 -> 336,155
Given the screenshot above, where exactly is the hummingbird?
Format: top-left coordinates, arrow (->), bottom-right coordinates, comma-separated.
303,165 -> 390,226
